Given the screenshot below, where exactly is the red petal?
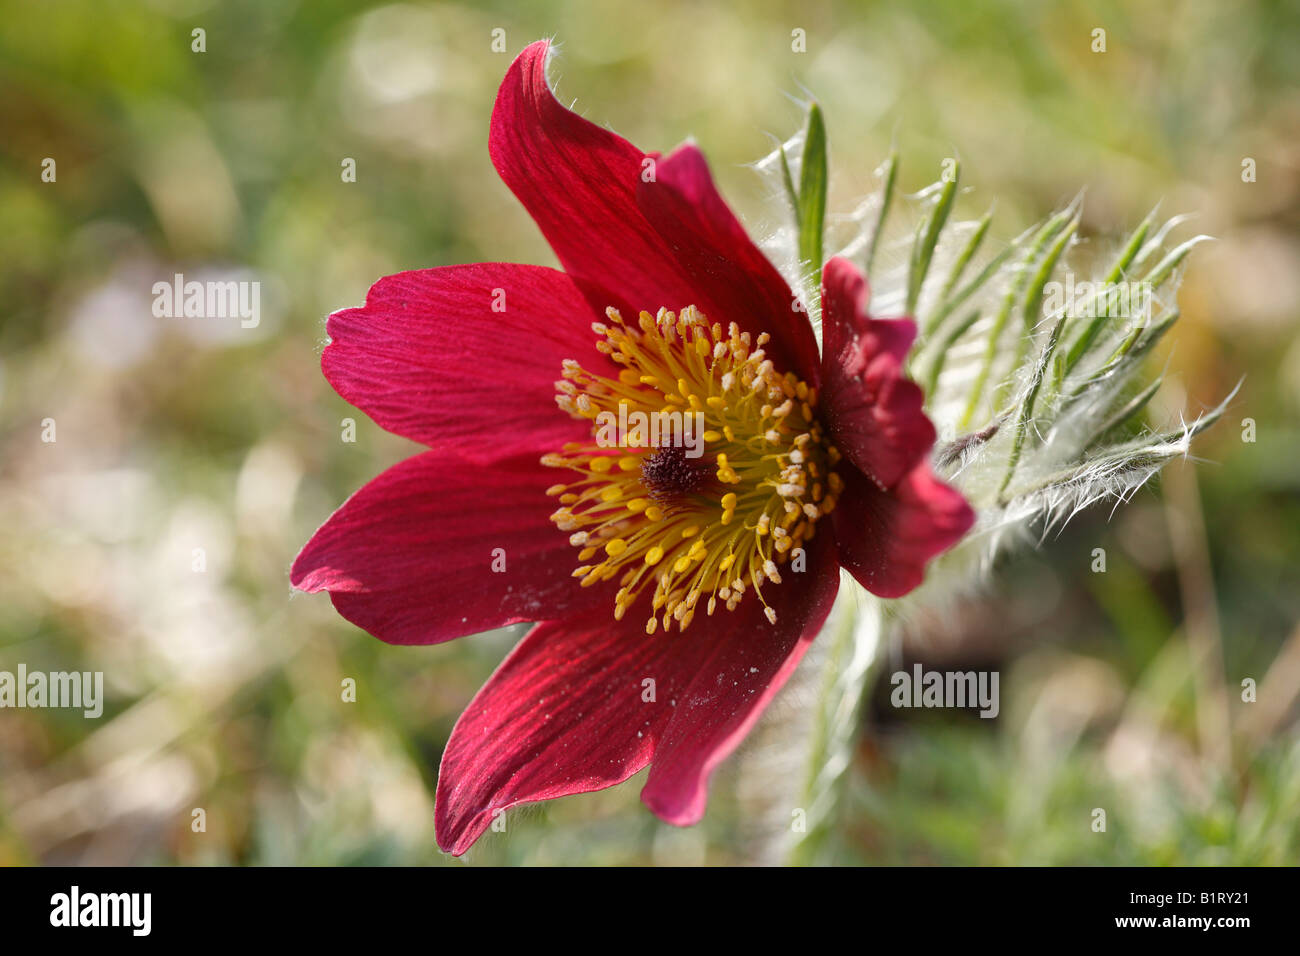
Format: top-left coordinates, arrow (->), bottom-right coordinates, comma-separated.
833,462 -> 974,598
323,262 -> 610,462
640,533 -> 840,825
290,451 -> 604,645
489,41 -> 697,319
434,605 -> 664,856
434,535 -> 840,854
820,256 -> 934,487
638,144 -> 823,384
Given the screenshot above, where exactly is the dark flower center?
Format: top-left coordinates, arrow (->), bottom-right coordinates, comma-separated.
639,445 -> 713,502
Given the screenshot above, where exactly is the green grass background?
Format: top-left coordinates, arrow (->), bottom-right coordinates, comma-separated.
0,0 -> 1297,864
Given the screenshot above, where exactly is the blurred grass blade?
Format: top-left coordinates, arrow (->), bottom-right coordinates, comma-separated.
778,144 -> 799,214
1086,377 -> 1163,448
925,227 -> 1027,337
958,206 -> 1074,429
1007,213 -> 1080,406
1130,213 -> 1192,275
906,159 -> 960,315
796,103 -> 828,282
1061,211 -> 1154,372
922,307 -> 981,396
1004,212 -> 1079,399
1142,234 -> 1213,288
1065,308 -> 1179,404
1107,307 -> 1180,368
998,311 -> 1068,502
923,207 -> 991,336
864,151 -> 897,274
1064,231 -> 1208,376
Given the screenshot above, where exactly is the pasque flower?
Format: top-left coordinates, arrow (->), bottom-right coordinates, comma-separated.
291,41 -> 974,855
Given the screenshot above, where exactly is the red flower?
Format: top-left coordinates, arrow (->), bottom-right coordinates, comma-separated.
291,41 -> 974,855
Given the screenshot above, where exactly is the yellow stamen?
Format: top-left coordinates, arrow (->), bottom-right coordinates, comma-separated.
542,305 -> 837,633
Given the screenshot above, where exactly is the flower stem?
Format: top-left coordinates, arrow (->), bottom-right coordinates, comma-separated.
787,582 -> 883,865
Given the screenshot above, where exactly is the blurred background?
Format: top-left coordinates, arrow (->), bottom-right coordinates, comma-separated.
0,0 -> 1297,865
